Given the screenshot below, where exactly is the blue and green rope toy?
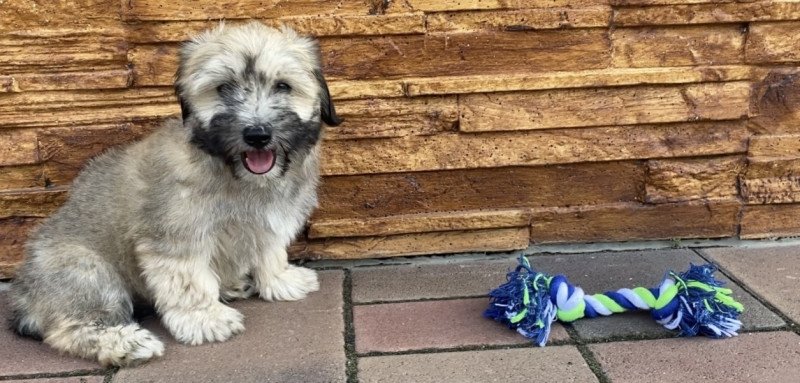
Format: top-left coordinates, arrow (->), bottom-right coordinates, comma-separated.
485,256 -> 745,346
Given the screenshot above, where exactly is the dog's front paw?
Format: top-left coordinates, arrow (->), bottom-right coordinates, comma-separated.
259,265 -> 319,302
162,303 -> 245,345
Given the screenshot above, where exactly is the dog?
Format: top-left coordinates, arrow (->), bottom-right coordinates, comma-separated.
8,22 -> 341,366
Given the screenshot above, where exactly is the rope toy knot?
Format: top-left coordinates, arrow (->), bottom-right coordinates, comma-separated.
484,256 -> 744,346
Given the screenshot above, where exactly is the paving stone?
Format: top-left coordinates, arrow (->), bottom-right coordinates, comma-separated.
590,332 -> 800,383
701,245 -> 800,323
520,249 -> 784,341
114,271 -> 345,383
3,377 -> 105,383
0,294 -> 104,377
359,346 -> 598,383
353,297 -> 569,354
351,258 -> 516,303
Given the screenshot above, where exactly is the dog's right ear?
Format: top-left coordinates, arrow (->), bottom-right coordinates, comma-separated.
314,69 -> 342,127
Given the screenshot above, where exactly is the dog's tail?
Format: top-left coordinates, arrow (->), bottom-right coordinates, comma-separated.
44,319 -> 165,367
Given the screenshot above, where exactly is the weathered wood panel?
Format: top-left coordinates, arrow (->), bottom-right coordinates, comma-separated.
125,14 -> 426,42
315,162 -> 645,219
460,82 -> 751,132
0,188 -> 68,219
0,89 -> 178,129
0,217 -> 41,277
0,166 -> 45,191
320,121 -> 748,175
426,7 -> 611,32
741,204 -> 800,239
645,156 -> 744,203
297,227 -> 530,260
748,70 -> 800,135
122,0 -> 377,21
386,0 -> 609,13
746,22 -> 800,64
0,130 -> 39,166
405,66 -> 754,96
611,26 -> 744,67
741,134 -> 800,204
530,200 -> 740,243
309,209 -> 530,238
614,2 -> 800,26
327,97 -> 458,140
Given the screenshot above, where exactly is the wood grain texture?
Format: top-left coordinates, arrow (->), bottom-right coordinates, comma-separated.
426,7 -> 611,32
0,165 -> 45,191
460,82 -> 752,132
309,209 -> 530,238
0,217 -> 41,279
748,70 -> 800,135
0,88 -> 178,129
740,204 -> 800,239
530,200 -> 740,243
611,25 -> 744,67
327,97 -> 458,140
0,188 -> 68,219
296,227 -> 530,260
405,65 -> 754,96
645,156 -> 744,203
0,129 -> 39,166
614,2 -> 800,26
319,29 -> 611,80
126,14 -> 426,42
316,162 -> 645,220
741,133 -> 800,204
386,0 -> 608,13
746,22 -> 800,64
320,121 -> 749,175
0,0 -> 121,32
122,0 -> 377,20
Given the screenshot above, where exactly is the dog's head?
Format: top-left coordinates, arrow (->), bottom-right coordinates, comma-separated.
175,22 -> 341,180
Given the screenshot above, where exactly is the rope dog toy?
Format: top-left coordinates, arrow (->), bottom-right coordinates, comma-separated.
484,256 -> 744,346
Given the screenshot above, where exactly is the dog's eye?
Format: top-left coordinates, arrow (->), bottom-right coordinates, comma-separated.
274,82 -> 291,92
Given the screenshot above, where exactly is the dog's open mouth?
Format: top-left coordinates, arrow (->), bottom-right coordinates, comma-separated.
242,150 -> 276,175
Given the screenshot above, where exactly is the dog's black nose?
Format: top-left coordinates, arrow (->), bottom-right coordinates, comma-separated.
243,126 -> 271,148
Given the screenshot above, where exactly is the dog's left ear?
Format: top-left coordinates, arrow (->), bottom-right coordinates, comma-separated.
314,69 -> 342,127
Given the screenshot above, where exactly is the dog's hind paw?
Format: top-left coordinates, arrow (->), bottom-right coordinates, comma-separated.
259,265 -> 319,302
163,303 -> 244,346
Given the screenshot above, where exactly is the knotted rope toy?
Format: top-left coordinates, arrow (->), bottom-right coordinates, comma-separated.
485,256 -> 744,346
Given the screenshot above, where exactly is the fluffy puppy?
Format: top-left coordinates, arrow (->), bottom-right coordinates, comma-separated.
9,22 -> 341,366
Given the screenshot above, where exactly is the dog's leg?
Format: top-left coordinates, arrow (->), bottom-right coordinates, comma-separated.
137,246 -> 244,345
253,245 -> 319,302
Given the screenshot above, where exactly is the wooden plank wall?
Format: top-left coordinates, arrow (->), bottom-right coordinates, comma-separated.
2,0 -> 800,277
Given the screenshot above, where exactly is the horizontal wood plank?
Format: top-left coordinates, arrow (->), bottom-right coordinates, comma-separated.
0,1 -> 120,32
326,97 -> 458,140
0,188 -> 68,219
614,2 -> 800,26
405,65 -> 754,96
460,82 -> 752,132
386,0 -> 608,13
309,209 -> 530,238
0,129 -> 39,166
749,134 -> 800,160
126,14 -> 426,42
426,7 -> 611,32
316,162 -> 645,219
0,217 -> 42,279
320,121 -> 748,175
611,25 -> 744,67
0,28 -> 127,73
0,165 -> 45,191
746,22 -> 800,64
530,200 -> 740,243
645,156 -> 744,203
748,70 -> 800,135
0,89 -> 178,129
319,29 -> 611,80
122,0 -> 376,21
295,227 -> 530,260
740,204 -> 800,239
10,69 -> 133,92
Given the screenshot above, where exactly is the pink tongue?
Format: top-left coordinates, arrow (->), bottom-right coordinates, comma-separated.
244,150 -> 275,174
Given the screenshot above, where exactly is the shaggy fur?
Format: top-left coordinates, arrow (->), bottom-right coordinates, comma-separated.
9,22 -> 341,367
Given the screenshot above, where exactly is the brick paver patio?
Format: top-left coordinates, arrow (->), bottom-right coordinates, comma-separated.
1,245 -> 799,382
